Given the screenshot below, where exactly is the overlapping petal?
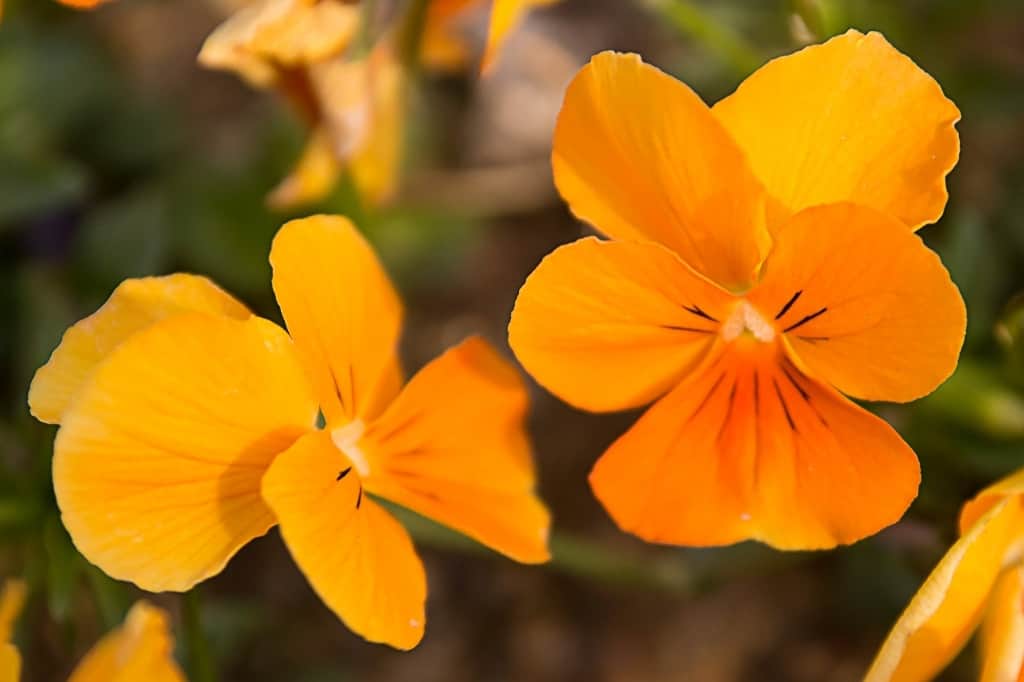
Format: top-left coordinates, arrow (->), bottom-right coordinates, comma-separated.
363,337 -> 550,564
979,565 -> 1024,682
749,203 -> 965,402
68,602 -> 185,682
865,497 -> 1024,682
54,313 -> 317,592
552,51 -> 768,289
262,430 -> 427,650
713,29 -> 960,232
590,342 -> 920,549
509,237 -> 734,412
29,274 -> 249,425
270,215 -> 403,425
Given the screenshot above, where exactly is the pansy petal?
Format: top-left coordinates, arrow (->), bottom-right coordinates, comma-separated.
270,215 -> 403,424
54,313 -> 317,592
552,51 -> 768,289
961,468 -> 1024,533
267,127 -> 344,209
57,0 -> 111,7
590,342 -> 920,549
0,580 -> 25,643
865,497 -> 1024,682
262,431 -> 426,650
979,565 -> 1024,682
748,203 -> 965,403
0,644 -> 18,682
509,236 -> 733,412
713,29 -> 960,232
68,602 -> 185,682
362,337 -> 550,564
29,274 -> 249,425
481,0 -> 558,71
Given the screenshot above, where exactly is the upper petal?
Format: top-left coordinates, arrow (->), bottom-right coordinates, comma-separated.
590,341 -> 920,550
509,237 -> 734,413
552,51 -> 769,289
54,313 -> 317,592
362,337 -> 550,564
262,430 -> 427,650
748,203 -> 966,403
68,602 -> 186,682
270,215 -> 404,425
864,497 -> 1024,682
713,29 -> 960,232
29,273 -> 249,425
481,0 -> 559,72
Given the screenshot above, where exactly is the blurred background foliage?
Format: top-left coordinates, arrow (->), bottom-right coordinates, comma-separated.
0,0 -> 1022,680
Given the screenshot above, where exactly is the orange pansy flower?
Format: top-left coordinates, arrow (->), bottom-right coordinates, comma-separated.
0,584 -> 185,682
30,215 -> 550,649
509,30 -> 965,550
866,469 -> 1024,682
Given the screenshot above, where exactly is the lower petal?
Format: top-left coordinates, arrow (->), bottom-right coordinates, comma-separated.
29,274 -> 249,425
865,497 -> 1024,682
590,342 -> 920,549
262,431 -> 427,650
54,313 -> 317,592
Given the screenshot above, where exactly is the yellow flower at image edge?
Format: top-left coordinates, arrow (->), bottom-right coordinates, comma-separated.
866,470 -> 1024,682
29,215 -> 550,650
509,30 -> 965,550
0,585 -> 184,682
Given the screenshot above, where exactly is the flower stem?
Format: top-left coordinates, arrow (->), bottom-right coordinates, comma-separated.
182,589 -> 218,682
398,0 -> 431,74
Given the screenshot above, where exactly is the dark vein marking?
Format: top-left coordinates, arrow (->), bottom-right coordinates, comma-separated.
752,371 -> 760,417
796,335 -> 830,343
690,373 -> 727,421
773,378 -> 797,431
779,364 -> 810,402
783,307 -> 828,334
717,382 -> 738,443
683,304 -> 718,323
660,325 -> 713,334
775,290 -> 803,320
336,467 -> 352,481
356,485 -> 363,510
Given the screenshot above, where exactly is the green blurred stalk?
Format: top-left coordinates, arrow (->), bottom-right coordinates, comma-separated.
183,589 -> 218,682
356,0 -> 378,55
398,0 -> 431,73
645,0 -> 762,76
919,360 -> 1024,439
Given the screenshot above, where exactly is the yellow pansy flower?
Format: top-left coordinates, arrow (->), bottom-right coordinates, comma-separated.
867,468 -> 1024,681
29,215 -> 550,649
0,584 -> 184,682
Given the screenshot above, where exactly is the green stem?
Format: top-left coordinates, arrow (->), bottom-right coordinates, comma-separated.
356,0 -> 379,55
398,0 -> 431,74
646,0 -> 762,77
182,589 -> 218,682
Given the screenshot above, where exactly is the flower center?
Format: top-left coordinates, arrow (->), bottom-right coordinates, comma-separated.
721,300 -> 775,344
330,418 -> 371,477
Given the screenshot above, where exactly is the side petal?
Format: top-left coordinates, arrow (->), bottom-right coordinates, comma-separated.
480,0 -> 558,72
509,237 -> 734,413
589,343 -> 920,550
54,313 -> 317,592
262,431 -> 427,650
979,565 -> 1024,682
361,337 -> 550,564
29,274 -> 249,425
552,51 -> 768,289
713,29 -> 960,232
748,203 -> 966,403
267,127 -> 344,210
68,602 -> 185,682
961,468 -> 1024,534
270,215 -> 403,424
864,498 -> 1024,682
